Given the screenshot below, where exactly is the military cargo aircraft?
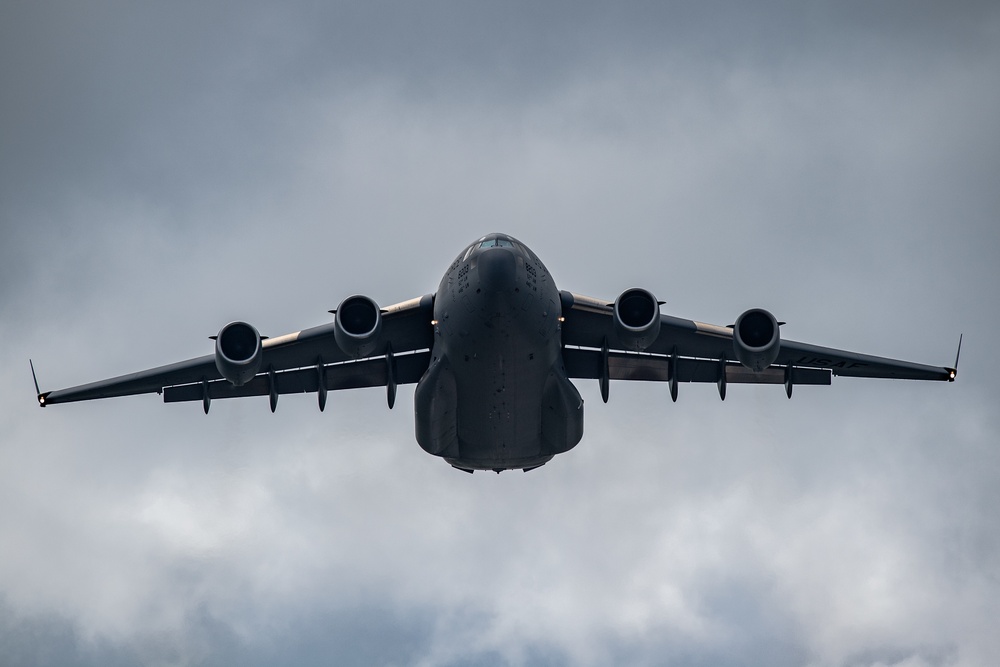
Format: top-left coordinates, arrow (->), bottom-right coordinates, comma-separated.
33,233 -> 959,473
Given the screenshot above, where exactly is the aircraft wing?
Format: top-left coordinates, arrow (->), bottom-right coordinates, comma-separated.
559,292 -> 956,399
37,294 -> 435,411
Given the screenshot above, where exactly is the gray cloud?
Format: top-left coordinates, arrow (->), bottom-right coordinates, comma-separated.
2,2 -> 999,666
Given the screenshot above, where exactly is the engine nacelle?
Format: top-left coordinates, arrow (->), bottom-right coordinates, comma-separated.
613,288 -> 661,351
334,295 -> 383,358
214,321 -> 263,386
733,308 -> 780,372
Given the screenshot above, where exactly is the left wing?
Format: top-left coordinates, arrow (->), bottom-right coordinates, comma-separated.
37,294 -> 435,412
559,292 -> 956,400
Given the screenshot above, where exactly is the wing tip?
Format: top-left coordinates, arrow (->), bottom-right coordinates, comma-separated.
30,359 -> 48,407
946,333 -> 963,382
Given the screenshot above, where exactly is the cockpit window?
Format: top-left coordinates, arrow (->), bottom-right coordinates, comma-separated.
479,238 -> 514,249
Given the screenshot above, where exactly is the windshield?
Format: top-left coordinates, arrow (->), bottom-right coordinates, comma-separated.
479,238 -> 513,249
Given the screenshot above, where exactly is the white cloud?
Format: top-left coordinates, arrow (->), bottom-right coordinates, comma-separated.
2,2 -> 998,666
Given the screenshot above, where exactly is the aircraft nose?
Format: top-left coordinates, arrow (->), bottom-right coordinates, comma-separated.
477,246 -> 516,293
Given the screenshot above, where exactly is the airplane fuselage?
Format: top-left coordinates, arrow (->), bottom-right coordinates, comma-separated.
414,234 -> 584,472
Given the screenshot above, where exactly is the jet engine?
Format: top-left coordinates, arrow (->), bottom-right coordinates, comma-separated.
733,308 -> 780,372
214,321 -> 263,386
334,295 -> 383,358
613,288 -> 661,351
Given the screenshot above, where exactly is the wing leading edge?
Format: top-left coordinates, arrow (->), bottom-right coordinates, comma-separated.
37,294 -> 435,411
560,292 -> 956,400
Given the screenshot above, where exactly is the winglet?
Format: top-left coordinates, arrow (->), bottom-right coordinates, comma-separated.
30,359 -> 47,407
947,334 -> 962,382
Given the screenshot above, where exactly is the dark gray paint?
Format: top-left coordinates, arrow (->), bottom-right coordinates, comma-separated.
37,233 -> 954,473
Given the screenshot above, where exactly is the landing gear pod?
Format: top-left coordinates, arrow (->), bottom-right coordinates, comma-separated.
334,295 -> 383,358
214,321 -> 263,386
733,308 -> 780,372
613,288 -> 661,351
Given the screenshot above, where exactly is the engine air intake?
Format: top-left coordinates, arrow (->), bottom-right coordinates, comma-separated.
214,321 -> 263,385
334,295 -> 383,358
613,288 -> 661,351
733,308 -> 781,372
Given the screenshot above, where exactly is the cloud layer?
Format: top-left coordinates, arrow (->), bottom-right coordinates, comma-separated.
3,3 -> 998,666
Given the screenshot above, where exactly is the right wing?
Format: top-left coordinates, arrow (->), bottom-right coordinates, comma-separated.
37,294 -> 435,411
559,292 -> 956,400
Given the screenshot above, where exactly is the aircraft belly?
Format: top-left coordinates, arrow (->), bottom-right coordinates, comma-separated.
418,243 -> 581,470
450,309 -> 549,466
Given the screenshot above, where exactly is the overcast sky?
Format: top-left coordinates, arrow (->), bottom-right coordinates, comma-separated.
2,2 -> 999,666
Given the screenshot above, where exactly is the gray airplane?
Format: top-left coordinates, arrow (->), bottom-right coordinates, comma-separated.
33,233 -> 959,473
